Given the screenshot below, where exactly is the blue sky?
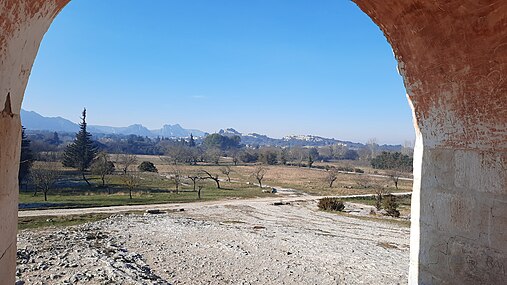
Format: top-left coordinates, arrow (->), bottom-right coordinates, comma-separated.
23,0 -> 414,144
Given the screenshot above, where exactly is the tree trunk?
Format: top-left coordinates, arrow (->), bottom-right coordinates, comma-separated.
215,179 -> 220,189
82,172 -> 91,187
258,179 -> 262,188
44,190 -> 47,201
129,188 -> 132,199
175,184 -> 179,194
198,188 -> 201,199
101,175 -> 105,187
375,193 -> 382,210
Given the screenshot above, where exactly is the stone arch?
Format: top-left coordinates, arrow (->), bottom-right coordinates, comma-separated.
1,1 -> 506,284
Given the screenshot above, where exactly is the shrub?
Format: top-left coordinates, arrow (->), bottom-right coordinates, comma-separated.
336,166 -> 354,172
382,195 -> 400,217
354,168 -> 364,173
240,151 -> 258,163
318,198 -> 345,212
138,161 -> 158,173
371,151 -> 413,172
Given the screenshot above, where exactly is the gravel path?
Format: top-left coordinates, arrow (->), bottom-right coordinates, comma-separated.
18,193 -> 412,218
17,199 -> 410,284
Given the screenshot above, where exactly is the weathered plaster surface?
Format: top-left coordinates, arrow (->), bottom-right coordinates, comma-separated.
0,106 -> 21,283
0,0 -> 69,115
0,1 -> 506,284
353,1 -> 507,150
352,1 -> 507,283
0,1 -> 69,284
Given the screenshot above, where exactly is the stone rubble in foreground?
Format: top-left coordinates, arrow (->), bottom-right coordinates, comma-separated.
17,200 -> 409,284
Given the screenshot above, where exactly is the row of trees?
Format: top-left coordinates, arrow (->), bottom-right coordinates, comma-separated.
160,144 -> 358,168
370,151 -> 413,189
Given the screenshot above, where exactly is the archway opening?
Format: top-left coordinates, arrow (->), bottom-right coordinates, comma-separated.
4,1 -> 505,284
16,1 -> 416,284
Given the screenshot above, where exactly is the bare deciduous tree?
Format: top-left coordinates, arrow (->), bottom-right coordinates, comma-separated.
116,153 -> 137,175
201,170 -> 220,189
366,138 -> 378,160
123,171 -> 141,199
91,152 -> 115,190
387,170 -> 401,190
169,166 -> 183,194
252,166 -> 267,188
355,174 -> 373,189
230,150 -> 239,166
325,169 -> 338,188
205,148 -> 221,165
290,146 -> 307,167
188,174 -> 201,192
220,166 -> 232,182
30,161 -> 61,201
165,144 -> 194,165
401,140 -> 415,157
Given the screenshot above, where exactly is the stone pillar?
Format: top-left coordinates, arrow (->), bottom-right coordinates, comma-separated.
353,1 -> 507,284
0,107 -> 21,283
0,1 -> 69,284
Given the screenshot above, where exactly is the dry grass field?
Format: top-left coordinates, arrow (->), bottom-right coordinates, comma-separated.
19,155 -> 412,211
139,154 -> 413,196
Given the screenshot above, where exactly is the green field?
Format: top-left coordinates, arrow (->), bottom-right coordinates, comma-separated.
20,174 -> 273,209
20,156 -> 412,210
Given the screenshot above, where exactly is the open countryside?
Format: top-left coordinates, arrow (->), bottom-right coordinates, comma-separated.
3,0 -> 505,284
17,108 -> 414,284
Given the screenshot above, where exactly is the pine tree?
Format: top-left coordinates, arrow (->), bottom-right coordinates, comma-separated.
19,126 -> 34,186
63,108 -> 97,186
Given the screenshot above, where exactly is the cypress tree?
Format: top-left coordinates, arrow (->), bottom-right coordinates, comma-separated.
19,126 -> 34,186
189,133 -> 196,147
63,108 -> 97,186
49,132 -> 61,145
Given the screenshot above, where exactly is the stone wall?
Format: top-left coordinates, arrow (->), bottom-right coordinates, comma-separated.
353,1 -> 507,283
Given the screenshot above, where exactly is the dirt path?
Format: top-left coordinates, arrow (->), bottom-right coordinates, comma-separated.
18,192 -> 412,218
17,198 -> 410,284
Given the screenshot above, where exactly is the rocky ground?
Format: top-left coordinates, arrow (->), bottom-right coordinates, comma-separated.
17,199 -> 410,284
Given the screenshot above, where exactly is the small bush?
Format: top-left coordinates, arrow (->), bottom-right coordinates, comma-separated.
383,195 -> 400,217
138,161 -> 158,173
318,198 -> 345,212
354,168 -> 364,173
336,166 -> 354,172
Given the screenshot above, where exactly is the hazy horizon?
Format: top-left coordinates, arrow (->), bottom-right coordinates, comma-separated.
23,0 -> 414,145
22,107 -> 413,145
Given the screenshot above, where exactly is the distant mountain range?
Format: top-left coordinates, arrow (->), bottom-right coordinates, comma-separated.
21,109 -> 207,138
21,109 -> 402,150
